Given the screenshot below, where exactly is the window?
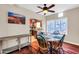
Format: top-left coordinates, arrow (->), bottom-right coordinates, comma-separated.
47,18 -> 67,34
58,12 -> 64,17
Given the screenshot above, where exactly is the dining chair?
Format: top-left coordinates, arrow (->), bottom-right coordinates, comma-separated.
36,32 -> 48,54
58,34 -> 65,54
52,34 -> 65,54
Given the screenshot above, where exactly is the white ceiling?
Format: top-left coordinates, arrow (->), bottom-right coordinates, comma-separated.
18,4 -> 79,16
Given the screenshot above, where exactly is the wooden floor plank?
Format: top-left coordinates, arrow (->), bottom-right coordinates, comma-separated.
8,42 -> 79,54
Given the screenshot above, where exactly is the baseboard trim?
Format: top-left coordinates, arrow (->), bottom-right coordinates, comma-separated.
64,41 -> 79,46
64,42 -> 79,48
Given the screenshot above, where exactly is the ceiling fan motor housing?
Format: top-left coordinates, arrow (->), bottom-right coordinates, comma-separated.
43,7 -> 48,11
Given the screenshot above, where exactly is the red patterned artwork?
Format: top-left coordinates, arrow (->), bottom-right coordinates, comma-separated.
8,12 -> 25,24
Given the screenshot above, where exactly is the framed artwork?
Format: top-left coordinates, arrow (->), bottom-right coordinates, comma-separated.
29,19 -> 42,28
8,12 -> 25,24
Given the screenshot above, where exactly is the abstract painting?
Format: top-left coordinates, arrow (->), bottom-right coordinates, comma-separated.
8,12 -> 25,24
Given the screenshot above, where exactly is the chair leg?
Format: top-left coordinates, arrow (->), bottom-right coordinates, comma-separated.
57,48 -> 64,54
61,48 -> 64,54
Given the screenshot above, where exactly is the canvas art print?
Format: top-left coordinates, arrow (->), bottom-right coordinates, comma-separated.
8,12 -> 25,24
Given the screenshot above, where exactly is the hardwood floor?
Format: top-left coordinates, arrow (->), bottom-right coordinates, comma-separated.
8,42 -> 79,54
63,42 -> 79,54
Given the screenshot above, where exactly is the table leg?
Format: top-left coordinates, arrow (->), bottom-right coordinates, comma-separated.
0,41 -> 3,54
29,36 -> 31,44
17,37 -> 21,51
48,42 -> 53,54
28,36 -> 32,52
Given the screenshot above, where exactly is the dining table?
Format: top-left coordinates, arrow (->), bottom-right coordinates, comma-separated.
45,37 -> 60,54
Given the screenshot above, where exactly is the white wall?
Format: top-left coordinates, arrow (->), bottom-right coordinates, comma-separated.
0,4 -> 45,49
46,7 -> 79,45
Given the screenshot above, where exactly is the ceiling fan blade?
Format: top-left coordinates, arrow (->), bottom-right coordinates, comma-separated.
48,10 -> 55,12
48,4 -> 55,9
44,4 -> 46,7
37,6 -> 43,9
36,11 -> 43,13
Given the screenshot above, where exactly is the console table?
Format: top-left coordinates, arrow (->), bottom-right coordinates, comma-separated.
0,34 -> 31,54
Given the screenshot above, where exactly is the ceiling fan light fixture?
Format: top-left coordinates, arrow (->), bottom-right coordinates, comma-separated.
37,4 -> 55,15
43,10 -> 48,13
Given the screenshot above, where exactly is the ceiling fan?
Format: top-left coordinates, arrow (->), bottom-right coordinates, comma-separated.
36,4 -> 55,15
